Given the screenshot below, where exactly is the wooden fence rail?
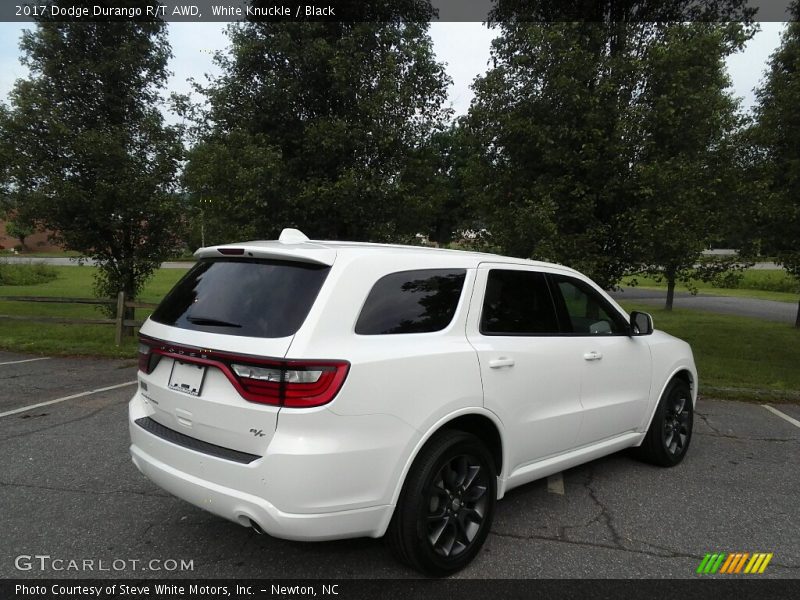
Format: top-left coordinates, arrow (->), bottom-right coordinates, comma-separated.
0,292 -> 158,346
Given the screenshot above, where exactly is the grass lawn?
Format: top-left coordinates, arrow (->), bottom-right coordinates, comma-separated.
622,269 -> 799,304
1,265 -> 797,402
0,266 -> 186,357
618,302 -> 800,402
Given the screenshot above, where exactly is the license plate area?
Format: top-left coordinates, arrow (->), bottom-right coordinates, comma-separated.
168,361 -> 206,396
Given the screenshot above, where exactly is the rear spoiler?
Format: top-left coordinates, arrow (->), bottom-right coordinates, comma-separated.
194,242 -> 336,266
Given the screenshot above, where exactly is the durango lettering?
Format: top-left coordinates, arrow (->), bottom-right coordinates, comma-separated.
93,6 -> 142,17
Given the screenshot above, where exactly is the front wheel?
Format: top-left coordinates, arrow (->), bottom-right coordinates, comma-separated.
635,378 -> 693,467
387,430 -> 496,576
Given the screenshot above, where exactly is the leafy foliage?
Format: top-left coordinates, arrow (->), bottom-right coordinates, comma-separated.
467,16 -> 753,298
184,15 -> 451,246
754,8 -> 800,325
0,260 -> 57,286
0,9 -> 184,304
4,220 -> 34,249
633,22 -> 754,308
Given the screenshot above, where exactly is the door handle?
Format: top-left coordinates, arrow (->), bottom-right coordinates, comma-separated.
489,357 -> 515,369
583,351 -> 603,361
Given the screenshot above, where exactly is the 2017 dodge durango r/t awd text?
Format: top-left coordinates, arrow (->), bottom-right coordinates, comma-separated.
129,228 -> 697,575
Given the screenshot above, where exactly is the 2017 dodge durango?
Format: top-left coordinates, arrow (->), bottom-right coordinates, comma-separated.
129,228 -> 696,575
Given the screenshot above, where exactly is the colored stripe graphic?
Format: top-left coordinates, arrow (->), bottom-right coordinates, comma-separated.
719,553 -> 736,573
745,553 -> 769,574
758,554 -> 773,573
734,553 -> 750,573
710,553 -> 726,573
696,554 -> 713,574
699,552 -> 772,574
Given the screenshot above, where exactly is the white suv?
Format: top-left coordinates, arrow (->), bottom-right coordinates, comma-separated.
129,228 -> 697,575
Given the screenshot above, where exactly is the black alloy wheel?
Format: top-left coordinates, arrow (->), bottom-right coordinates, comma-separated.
663,388 -> 691,457
635,378 -> 694,467
425,453 -> 490,558
387,430 -> 497,576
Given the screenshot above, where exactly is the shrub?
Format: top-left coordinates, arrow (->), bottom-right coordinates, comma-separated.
0,261 -> 59,286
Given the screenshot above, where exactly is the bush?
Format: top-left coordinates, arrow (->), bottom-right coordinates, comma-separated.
726,270 -> 799,294
0,261 -> 59,286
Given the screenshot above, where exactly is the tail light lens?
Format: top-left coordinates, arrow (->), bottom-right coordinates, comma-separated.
138,341 -> 162,374
138,336 -> 349,408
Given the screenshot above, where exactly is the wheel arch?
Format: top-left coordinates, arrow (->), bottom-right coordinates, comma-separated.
376,408 -> 505,537
641,366 -> 696,439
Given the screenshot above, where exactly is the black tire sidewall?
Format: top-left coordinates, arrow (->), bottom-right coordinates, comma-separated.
397,431 -> 497,576
653,379 -> 693,466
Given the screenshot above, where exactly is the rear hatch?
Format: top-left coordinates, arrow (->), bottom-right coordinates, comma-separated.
136,257 -> 339,456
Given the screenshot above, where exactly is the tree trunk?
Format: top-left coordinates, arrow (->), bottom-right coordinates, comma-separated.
123,277 -> 136,337
795,298 -> 800,329
665,272 -> 676,311
123,304 -> 136,337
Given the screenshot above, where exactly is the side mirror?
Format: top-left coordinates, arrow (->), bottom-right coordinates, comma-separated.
630,311 -> 653,336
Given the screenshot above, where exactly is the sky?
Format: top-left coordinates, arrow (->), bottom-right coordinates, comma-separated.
0,21 -> 788,118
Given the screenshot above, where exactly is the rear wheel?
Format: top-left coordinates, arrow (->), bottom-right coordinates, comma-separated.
635,378 -> 693,467
387,430 -> 496,576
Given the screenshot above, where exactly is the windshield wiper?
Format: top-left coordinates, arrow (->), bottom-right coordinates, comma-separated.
186,316 -> 242,328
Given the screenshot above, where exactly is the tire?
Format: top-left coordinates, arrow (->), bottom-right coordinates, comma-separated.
387,430 -> 497,576
635,378 -> 693,467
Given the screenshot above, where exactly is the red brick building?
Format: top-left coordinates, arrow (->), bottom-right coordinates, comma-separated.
0,220 -> 63,252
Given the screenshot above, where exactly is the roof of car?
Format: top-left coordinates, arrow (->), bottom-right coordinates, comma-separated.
194,228 -> 578,274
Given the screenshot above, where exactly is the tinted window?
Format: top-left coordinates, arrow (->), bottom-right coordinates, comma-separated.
480,270 -> 559,335
355,269 -> 466,335
150,259 -> 329,338
551,275 -> 626,335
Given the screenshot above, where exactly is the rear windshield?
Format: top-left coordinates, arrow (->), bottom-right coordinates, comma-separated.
150,258 -> 330,338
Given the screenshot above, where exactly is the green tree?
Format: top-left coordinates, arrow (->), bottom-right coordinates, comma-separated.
184,11 -> 451,245
754,13 -> 800,327
5,220 -> 34,250
467,21 -> 659,289
397,121 -> 476,247
0,105 -> 10,208
634,23 -> 753,310
467,10 -> 753,295
1,8 -> 183,305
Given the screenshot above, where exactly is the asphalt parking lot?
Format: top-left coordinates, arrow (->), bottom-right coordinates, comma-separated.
0,350 -> 798,579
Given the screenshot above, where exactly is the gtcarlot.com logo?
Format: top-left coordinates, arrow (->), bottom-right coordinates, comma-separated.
696,552 -> 773,575
15,555 -> 194,572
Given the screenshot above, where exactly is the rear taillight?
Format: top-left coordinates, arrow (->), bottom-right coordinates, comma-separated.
138,341 -> 161,374
230,360 -> 349,407
138,335 -> 349,408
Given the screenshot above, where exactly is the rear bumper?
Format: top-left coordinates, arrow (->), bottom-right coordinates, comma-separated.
129,443 -> 391,541
128,392 -> 414,541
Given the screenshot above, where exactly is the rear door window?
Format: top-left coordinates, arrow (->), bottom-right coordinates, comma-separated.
355,269 -> 467,335
480,269 -> 560,335
150,259 -> 330,338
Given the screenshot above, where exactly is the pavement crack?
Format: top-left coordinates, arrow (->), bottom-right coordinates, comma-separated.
694,431 -> 798,443
695,411 -> 721,435
0,478 -> 169,499
489,529 -> 700,561
583,468 -> 624,549
0,401 -> 124,443
489,531 -> 800,570
139,523 -> 157,543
